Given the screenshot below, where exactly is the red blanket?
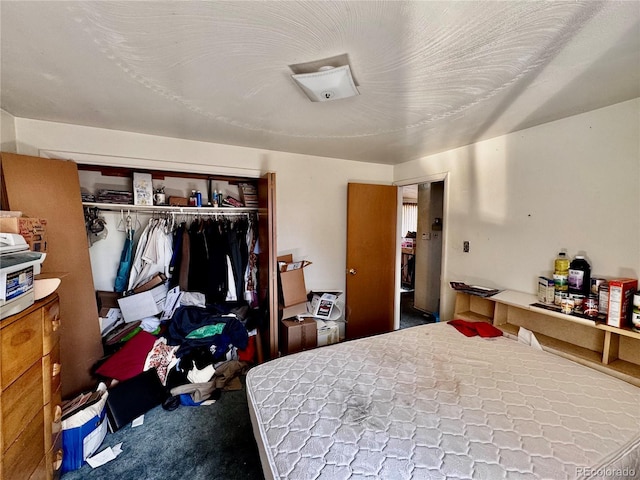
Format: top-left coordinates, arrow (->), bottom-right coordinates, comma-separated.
448,319 -> 503,338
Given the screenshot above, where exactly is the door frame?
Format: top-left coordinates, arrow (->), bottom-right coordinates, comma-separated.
394,172 -> 450,329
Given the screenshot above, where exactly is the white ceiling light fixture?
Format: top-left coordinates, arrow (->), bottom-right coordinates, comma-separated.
290,54 -> 360,102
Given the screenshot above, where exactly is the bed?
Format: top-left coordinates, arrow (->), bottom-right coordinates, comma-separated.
246,321 -> 640,480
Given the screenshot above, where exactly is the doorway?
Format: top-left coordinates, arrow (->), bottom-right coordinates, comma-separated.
399,180 -> 445,329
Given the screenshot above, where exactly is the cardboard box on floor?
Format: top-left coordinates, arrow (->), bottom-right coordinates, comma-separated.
278,254 -> 312,318
280,317 -> 317,355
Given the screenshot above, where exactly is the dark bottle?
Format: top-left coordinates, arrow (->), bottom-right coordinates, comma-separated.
568,255 -> 591,296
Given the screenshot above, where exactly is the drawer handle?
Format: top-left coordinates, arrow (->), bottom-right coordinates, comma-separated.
54,404 -> 62,423
52,363 -> 62,377
52,318 -> 61,331
53,449 -> 63,470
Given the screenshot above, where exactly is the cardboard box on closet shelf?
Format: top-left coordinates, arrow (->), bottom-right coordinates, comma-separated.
277,254 -> 312,318
280,317 -> 317,355
606,278 -> 638,328
0,215 -> 48,252
169,196 -> 188,206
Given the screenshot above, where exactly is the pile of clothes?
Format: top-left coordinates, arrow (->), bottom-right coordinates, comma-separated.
93,300 -> 260,409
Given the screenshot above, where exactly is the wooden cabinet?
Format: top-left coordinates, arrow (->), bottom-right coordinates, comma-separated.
1,294 -> 63,480
454,290 -> 640,387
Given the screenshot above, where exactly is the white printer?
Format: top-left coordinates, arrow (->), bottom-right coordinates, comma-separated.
0,233 -> 46,320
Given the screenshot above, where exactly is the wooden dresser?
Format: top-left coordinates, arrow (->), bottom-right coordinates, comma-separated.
1,294 -> 63,480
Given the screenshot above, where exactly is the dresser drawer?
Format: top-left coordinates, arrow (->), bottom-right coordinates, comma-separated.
2,361 -> 44,450
1,308 -> 43,389
2,407 -> 45,480
42,298 -> 60,356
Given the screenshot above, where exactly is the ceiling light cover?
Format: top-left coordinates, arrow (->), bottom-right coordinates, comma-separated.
291,65 -> 359,102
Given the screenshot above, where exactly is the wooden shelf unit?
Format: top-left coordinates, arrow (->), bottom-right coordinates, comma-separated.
453,290 -> 640,387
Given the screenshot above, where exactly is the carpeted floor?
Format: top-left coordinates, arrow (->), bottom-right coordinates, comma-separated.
61,376 -> 264,480
61,294 -> 432,480
400,290 -> 437,329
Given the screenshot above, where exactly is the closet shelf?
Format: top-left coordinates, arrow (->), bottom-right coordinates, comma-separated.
83,202 -> 258,214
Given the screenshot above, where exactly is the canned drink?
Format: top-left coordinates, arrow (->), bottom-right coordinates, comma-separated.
584,294 -> 599,318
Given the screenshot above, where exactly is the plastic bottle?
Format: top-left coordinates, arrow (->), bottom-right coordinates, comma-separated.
195,190 -> 202,207
568,255 -> 591,296
553,252 -> 569,294
189,190 -> 197,207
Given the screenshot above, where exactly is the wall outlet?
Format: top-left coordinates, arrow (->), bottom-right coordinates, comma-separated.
463,241 -> 470,252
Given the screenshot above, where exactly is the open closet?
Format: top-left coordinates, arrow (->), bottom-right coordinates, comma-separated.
1,152 -> 278,397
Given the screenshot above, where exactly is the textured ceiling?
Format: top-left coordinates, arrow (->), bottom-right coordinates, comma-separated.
1,1 -> 639,165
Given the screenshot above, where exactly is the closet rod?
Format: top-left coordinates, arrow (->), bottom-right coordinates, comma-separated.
82,202 -> 259,215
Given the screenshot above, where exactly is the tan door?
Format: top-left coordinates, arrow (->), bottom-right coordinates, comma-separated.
346,183 -> 397,340
257,172 -> 278,360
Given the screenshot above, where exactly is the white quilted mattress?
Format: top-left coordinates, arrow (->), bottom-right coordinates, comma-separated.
246,322 -> 640,480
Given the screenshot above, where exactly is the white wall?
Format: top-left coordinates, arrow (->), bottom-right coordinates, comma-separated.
12,99 -> 639,321
1,109 -> 17,153
394,98 -> 640,321
13,118 -> 393,294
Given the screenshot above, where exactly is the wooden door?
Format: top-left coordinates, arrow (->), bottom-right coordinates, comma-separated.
257,172 -> 278,360
1,152 -> 104,397
346,183 -> 397,339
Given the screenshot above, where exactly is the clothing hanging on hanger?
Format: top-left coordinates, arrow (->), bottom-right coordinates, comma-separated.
244,215 -> 259,307
167,213 -> 258,305
128,217 -> 173,290
114,212 -> 135,292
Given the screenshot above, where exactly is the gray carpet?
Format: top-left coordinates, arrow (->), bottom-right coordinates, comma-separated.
61,295 -> 430,480
400,291 -> 437,329
61,376 -> 264,480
